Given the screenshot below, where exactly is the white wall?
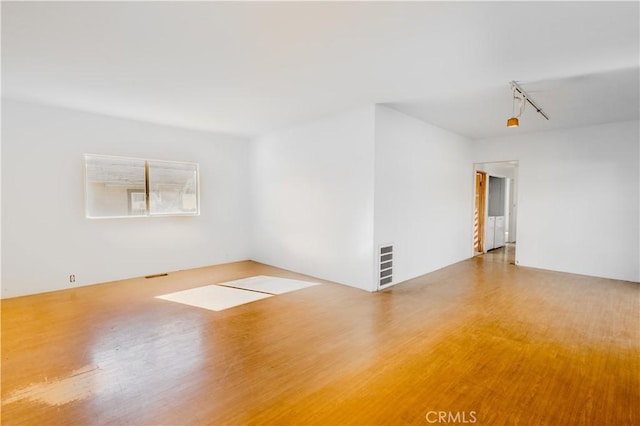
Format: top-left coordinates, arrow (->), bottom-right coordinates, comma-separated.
2,100 -> 251,298
250,106 -> 376,291
5,99 -> 635,300
473,120 -> 640,282
374,105 -> 474,286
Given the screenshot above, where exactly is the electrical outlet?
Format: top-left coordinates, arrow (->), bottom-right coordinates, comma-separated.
70,274 -> 76,283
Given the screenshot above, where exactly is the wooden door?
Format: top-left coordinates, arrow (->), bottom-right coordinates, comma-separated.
474,171 -> 487,253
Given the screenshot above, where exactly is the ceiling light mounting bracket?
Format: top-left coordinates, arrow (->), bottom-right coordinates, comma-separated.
509,81 -> 549,121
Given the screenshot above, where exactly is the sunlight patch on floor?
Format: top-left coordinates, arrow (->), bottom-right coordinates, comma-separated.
156,276 -> 320,312
218,275 -> 320,295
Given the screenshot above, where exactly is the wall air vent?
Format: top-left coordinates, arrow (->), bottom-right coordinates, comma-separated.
379,244 -> 393,288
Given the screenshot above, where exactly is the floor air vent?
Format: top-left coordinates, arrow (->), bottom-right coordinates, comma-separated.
379,245 -> 393,288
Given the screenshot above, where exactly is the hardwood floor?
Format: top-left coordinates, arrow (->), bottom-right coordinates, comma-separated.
2,247 -> 639,425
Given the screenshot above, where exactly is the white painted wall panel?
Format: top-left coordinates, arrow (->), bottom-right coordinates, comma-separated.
250,106 -> 376,291
473,120 -> 639,282
373,105 -> 474,287
2,100 -> 252,298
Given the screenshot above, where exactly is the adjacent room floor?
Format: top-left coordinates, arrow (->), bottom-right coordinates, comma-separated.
2,248 -> 638,425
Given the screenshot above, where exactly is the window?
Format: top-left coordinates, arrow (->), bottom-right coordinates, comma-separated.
85,154 -> 199,218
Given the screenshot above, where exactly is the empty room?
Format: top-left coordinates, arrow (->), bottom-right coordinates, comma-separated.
1,2 -> 639,425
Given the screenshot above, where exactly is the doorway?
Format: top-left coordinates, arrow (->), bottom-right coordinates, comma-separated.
473,161 -> 519,258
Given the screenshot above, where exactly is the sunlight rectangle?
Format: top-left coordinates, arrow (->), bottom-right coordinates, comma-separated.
157,285 -> 271,311
217,275 -> 320,294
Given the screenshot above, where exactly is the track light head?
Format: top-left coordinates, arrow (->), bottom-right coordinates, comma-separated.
506,117 -> 519,128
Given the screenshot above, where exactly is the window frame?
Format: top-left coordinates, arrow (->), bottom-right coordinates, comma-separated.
84,154 -> 200,219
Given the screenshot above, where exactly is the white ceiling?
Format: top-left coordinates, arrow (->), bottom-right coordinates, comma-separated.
2,1 -> 638,140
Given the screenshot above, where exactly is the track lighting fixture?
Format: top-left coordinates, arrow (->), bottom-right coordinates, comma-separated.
507,87 -> 525,128
506,81 -> 549,128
